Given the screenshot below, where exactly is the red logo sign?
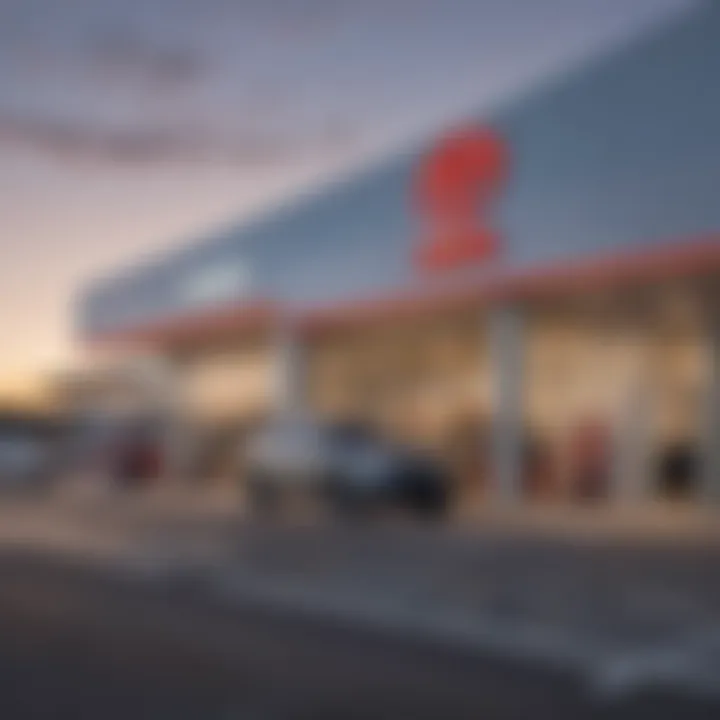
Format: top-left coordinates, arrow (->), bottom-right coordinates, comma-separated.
414,125 -> 508,271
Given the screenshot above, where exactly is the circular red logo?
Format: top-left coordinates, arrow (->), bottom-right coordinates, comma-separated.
414,125 -> 508,271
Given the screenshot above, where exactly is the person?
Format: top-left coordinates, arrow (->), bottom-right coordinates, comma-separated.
568,419 -> 612,501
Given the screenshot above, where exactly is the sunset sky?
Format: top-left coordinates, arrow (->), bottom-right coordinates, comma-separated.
0,0 -> 698,398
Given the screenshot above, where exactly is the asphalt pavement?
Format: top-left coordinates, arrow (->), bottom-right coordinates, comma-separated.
0,550 -> 718,720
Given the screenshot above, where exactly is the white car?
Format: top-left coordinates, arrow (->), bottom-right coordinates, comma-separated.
244,416 -> 450,518
0,430 -> 51,486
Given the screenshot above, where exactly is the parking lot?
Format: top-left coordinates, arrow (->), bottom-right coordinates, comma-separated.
1,484 -> 720,703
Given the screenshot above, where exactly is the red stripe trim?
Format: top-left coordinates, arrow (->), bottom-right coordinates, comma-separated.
298,238 -> 720,335
86,300 -> 277,348
491,237 -> 720,300
86,238 -> 720,346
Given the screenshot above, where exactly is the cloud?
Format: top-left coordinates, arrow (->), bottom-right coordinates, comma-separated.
0,109 -> 359,167
88,25 -> 206,91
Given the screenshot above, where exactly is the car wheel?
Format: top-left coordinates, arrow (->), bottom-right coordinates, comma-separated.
327,482 -> 374,521
408,481 -> 450,521
247,474 -> 280,518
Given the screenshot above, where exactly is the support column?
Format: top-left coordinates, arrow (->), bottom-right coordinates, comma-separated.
488,305 -> 526,504
274,321 -> 306,415
143,353 -> 188,484
610,326 -> 656,505
700,298 -> 720,503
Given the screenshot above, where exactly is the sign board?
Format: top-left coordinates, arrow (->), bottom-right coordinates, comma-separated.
414,125 -> 508,271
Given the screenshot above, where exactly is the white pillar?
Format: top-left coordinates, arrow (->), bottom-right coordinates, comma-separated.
610,328 -> 655,504
700,299 -> 720,503
141,353 -> 187,484
274,321 -> 306,415
489,306 -> 526,503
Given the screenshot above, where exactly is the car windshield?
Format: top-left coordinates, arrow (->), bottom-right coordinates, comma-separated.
326,421 -> 378,446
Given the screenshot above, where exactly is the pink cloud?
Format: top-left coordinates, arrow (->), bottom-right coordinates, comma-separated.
88,25 -> 206,90
0,109 -> 359,167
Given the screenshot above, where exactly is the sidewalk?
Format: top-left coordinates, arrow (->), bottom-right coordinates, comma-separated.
457,501 -> 720,543
2,488 -> 720,701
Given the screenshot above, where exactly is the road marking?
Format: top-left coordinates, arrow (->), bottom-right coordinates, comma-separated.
591,628 -> 720,700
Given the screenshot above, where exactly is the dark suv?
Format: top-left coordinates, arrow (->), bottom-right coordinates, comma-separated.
244,416 -> 450,519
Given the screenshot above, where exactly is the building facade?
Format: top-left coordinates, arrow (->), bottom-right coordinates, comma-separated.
79,4 -> 720,503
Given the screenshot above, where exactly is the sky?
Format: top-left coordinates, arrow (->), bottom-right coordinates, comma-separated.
0,0 -> 700,398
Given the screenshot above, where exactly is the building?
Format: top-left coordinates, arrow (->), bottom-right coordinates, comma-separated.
79,4 -> 720,503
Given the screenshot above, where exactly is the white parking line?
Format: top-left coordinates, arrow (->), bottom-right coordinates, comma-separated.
209,571 -> 720,704
591,628 -> 720,700
26,522 -> 717,708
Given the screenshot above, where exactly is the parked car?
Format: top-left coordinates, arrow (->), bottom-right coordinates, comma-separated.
62,414 -> 166,490
243,416 -> 451,518
99,418 -> 167,490
0,414 -> 63,489
657,442 -> 699,500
